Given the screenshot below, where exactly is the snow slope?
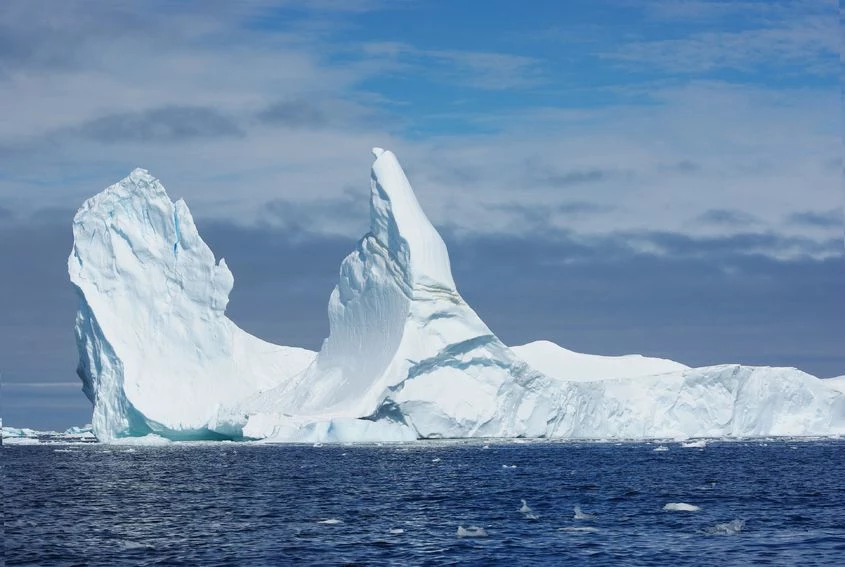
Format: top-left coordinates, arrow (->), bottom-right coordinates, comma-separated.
69,169 -> 314,440
68,152 -> 845,443
512,340 -> 688,382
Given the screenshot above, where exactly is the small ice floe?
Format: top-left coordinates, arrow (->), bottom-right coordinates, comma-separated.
704,519 -> 745,535
502,464 -> 517,469
653,445 -> 669,452
559,526 -> 600,533
573,506 -> 596,520
519,499 -> 539,520
457,526 -> 488,538
312,443 -> 323,448
663,502 -> 700,512
388,528 -> 404,535
432,458 -> 441,463
317,518 -> 343,525
482,445 -> 490,450
681,440 -> 707,448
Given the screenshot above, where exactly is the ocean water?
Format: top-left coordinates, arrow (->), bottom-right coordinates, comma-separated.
4,440 -> 844,566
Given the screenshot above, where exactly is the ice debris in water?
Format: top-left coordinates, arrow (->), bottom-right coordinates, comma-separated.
519,500 -> 539,520
704,519 -> 746,535
653,445 -> 670,452
573,506 -> 596,520
388,528 -> 404,535
457,526 -> 488,538
317,519 -> 343,525
663,502 -> 700,512
681,439 -> 707,448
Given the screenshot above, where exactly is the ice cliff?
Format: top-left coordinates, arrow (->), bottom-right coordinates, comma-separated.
69,169 -> 314,440
69,152 -> 845,442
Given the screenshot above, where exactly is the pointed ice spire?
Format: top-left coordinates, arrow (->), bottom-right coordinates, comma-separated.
369,148 -> 456,290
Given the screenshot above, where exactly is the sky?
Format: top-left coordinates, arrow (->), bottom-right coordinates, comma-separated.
0,0 -> 842,430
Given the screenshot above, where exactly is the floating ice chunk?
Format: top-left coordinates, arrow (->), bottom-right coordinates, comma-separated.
653,445 -> 670,452
663,502 -> 700,512
704,519 -> 745,535
317,519 -> 343,525
681,439 -> 707,448
457,526 -> 488,538
389,528 -> 404,535
502,464 -> 517,469
573,506 -> 596,520
519,499 -> 539,520
432,458 -> 441,463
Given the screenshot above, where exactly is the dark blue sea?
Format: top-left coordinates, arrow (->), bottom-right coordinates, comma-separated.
4,439 -> 845,566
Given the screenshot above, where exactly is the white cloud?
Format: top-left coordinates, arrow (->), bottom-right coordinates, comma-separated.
0,0 -> 839,261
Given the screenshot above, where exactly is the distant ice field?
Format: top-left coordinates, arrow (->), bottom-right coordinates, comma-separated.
5,440 -> 844,565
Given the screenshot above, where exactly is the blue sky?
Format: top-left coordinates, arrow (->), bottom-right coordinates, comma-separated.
0,0 -> 841,429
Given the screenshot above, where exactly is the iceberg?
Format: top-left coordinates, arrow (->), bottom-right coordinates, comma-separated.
68,149 -> 845,443
69,169 -> 314,441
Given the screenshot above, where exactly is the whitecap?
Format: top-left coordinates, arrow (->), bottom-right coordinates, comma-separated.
653,445 -> 669,452
457,525 -> 488,538
502,464 -> 517,469
317,518 -> 343,525
389,528 -> 404,535
432,457 -> 441,463
559,526 -> 600,533
663,502 -> 700,512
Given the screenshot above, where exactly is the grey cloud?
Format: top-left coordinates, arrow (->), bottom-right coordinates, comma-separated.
543,169 -> 607,187
258,187 -> 368,237
0,204 -> 14,223
788,209 -> 842,229
258,100 -> 327,128
557,201 -> 614,215
77,106 -> 244,144
660,160 -> 701,173
485,201 -> 613,232
696,208 -> 758,226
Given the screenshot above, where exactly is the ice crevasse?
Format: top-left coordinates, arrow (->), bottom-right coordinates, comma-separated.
69,148 -> 845,442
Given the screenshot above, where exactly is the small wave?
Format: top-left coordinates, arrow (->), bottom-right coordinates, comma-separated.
653,445 -> 669,452
317,518 -> 343,525
704,519 -> 745,535
559,526 -> 600,533
118,540 -> 153,550
663,502 -> 700,512
457,526 -> 488,538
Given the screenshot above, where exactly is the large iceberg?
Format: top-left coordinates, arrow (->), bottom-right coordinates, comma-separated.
69,149 -> 845,442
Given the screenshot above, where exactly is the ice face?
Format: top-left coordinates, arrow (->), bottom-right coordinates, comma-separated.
69,169 -> 314,440
69,153 -> 845,444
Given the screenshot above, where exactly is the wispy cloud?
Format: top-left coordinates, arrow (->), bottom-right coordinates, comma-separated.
362,42 -> 546,90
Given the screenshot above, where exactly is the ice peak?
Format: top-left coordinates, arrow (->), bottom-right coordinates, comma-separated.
369,148 -> 455,289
